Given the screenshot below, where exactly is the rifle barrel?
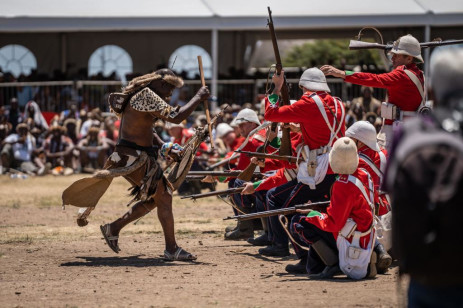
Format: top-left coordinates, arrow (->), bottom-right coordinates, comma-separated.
180,187 -> 244,200
223,201 -> 330,220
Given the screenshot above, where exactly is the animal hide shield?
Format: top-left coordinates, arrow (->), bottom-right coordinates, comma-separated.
62,177 -> 113,208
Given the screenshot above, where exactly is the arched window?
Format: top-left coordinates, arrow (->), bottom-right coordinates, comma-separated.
169,45 -> 212,79
0,44 -> 37,78
88,45 -> 132,81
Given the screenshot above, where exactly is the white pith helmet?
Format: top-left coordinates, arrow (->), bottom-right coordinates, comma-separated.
329,137 -> 359,175
165,122 -> 184,129
345,121 -> 380,152
299,68 -> 331,93
216,123 -> 234,138
235,108 -> 261,126
390,34 -> 424,63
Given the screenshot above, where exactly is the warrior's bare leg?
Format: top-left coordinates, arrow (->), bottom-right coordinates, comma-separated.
154,186 -> 178,254
107,180 -> 178,252
109,199 -> 157,235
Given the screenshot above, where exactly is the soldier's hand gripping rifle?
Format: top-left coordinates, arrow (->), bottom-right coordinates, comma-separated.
223,200 -> 330,221
180,187 -> 244,201
267,6 -> 292,157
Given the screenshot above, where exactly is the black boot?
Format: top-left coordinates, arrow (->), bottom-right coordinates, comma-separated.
285,257 -> 308,274
308,264 -> 342,279
374,243 -> 392,274
247,232 -> 271,246
225,223 -> 238,233
225,220 -> 253,240
258,244 -> 290,257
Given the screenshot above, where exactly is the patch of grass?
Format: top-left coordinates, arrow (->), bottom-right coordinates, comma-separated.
1,235 -> 33,244
176,229 -> 196,235
179,219 -> 212,224
0,252 -> 4,257
37,196 -> 61,208
1,199 -> 21,209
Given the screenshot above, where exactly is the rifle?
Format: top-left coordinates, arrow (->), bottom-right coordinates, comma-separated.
223,200 -> 330,221
235,150 -> 302,164
349,38 -> 463,51
237,124 -> 277,181
267,6 -> 292,157
205,154 -> 241,170
185,170 -> 263,181
180,187 -> 244,201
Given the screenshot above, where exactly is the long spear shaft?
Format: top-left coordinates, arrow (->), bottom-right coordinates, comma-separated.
198,56 -> 214,149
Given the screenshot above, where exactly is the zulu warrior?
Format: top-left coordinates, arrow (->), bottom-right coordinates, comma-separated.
63,69 -> 210,260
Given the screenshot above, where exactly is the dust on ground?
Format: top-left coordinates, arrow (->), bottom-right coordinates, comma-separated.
0,175 -> 405,307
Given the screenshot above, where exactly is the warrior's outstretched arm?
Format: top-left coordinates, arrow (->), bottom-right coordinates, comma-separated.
170,86 -> 210,124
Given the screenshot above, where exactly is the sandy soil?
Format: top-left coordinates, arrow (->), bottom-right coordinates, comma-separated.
0,174 -> 405,307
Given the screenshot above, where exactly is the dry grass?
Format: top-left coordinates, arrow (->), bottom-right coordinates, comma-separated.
0,174 -> 233,243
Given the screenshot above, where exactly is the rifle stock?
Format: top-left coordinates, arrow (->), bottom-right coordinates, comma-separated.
267,6 -> 292,157
223,201 -> 330,221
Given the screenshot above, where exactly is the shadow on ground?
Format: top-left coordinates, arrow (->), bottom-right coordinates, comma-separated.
60,255 -> 207,267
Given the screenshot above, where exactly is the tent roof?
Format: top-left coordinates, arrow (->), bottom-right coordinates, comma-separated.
1,0 -> 463,32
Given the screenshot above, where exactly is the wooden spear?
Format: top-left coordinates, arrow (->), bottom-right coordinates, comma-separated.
197,55 -> 214,149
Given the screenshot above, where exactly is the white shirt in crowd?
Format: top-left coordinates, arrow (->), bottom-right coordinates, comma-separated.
4,134 -> 36,161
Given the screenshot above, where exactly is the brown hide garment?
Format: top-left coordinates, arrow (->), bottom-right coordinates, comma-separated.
62,145 -> 172,209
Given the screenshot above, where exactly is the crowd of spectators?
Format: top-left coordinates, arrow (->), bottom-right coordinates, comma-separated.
0,77 -> 382,179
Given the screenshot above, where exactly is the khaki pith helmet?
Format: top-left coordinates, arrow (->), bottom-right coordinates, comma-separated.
390,34 -> 424,63
329,137 -> 359,175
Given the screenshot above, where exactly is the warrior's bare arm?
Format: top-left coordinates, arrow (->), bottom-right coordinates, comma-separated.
169,86 -> 210,124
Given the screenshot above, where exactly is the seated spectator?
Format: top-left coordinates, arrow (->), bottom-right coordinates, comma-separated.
352,86 -> 381,116
43,124 -> 74,175
77,126 -> 109,173
63,118 -> 79,145
24,101 -> 49,131
1,123 -> 38,175
6,98 -> 21,132
365,112 -> 378,126
79,112 -> 100,139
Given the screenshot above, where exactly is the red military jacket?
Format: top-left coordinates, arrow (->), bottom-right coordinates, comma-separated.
344,64 -> 424,124
303,169 -> 374,248
264,91 -> 345,174
253,132 -> 303,191
229,128 -> 282,178
358,146 -> 390,215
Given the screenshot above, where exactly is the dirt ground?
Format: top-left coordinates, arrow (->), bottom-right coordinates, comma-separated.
0,174 -> 405,307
